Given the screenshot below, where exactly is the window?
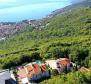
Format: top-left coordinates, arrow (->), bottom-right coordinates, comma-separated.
5,79 -> 11,84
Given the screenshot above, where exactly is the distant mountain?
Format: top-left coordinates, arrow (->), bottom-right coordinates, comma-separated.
46,0 -> 91,18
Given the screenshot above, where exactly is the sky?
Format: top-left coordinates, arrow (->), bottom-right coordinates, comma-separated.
0,0 -> 71,9
0,0 -> 80,22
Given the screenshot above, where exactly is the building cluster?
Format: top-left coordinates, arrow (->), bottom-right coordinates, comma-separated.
0,20 -> 42,39
0,58 -> 89,84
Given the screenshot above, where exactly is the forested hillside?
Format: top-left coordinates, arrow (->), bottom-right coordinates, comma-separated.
0,7 -> 91,69
40,70 -> 91,84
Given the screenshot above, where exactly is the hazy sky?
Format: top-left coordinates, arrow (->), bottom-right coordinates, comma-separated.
0,0 -> 71,8
0,0 -> 75,22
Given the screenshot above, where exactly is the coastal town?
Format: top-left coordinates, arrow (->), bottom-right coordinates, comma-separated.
0,20 -> 42,40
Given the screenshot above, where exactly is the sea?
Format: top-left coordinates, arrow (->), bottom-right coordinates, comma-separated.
0,0 -> 73,22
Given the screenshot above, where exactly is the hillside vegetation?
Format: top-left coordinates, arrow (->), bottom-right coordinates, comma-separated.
0,7 -> 91,69
40,70 -> 91,84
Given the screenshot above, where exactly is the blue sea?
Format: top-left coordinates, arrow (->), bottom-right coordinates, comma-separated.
0,0 -> 73,22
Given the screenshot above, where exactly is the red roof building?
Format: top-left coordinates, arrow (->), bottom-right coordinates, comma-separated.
17,62 -> 50,83
57,58 -> 71,66
40,64 -> 47,72
33,64 -> 41,74
25,64 -> 34,78
56,58 -> 73,73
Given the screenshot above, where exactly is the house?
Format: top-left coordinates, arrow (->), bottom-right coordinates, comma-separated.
40,64 -> 51,78
0,69 -> 12,84
25,63 -> 41,82
57,58 -> 73,73
17,62 -> 50,84
29,64 -> 42,82
45,58 -> 73,73
26,63 -> 50,82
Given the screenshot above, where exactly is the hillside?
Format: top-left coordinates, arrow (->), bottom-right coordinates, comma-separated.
40,70 -> 91,84
0,6 -> 91,69
46,0 -> 91,18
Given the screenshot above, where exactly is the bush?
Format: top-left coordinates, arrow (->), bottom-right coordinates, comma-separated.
52,69 -> 59,76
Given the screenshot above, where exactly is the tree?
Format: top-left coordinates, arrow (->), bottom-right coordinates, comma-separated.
52,69 -> 59,76
76,49 -> 89,66
20,54 -> 32,63
31,52 -> 42,61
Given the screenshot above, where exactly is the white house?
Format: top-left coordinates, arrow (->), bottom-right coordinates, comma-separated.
0,69 -> 11,84
46,58 -> 73,73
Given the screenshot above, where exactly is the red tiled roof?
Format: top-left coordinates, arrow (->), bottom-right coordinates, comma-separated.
33,64 -> 41,74
57,58 -> 71,66
26,65 -> 33,73
40,64 -> 47,72
25,64 -> 41,78
25,65 -> 34,78
17,63 -> 47,79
